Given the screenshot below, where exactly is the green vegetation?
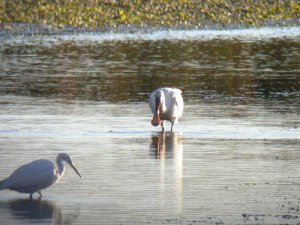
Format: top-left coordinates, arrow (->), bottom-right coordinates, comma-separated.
1,0 -> 300,31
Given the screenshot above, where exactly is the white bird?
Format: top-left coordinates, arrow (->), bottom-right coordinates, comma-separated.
0,153 -> 81,198
149,87 -> 184,132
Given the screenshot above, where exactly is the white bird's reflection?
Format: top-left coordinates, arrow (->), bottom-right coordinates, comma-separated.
150,132 -> 183,213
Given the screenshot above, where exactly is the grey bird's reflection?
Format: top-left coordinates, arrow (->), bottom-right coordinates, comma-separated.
8,198 -> 63,224
150,132 -> 183,213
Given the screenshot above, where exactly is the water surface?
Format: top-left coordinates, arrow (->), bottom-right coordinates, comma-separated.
0,27 -> 300,224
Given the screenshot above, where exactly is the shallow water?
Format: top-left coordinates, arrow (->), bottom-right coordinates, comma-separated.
0,27 -> 300,224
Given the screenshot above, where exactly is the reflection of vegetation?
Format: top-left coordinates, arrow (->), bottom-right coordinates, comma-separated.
0,0 -> 300,30
1,39 -> 299,102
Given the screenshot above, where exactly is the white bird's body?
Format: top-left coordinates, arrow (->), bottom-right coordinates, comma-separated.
0,153 -> 80,198
149,87 -> 184,132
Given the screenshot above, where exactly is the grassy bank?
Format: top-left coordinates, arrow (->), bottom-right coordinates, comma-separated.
1,0 -> 300,31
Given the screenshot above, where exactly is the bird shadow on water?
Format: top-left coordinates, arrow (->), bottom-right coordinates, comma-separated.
0,198 -> 67,225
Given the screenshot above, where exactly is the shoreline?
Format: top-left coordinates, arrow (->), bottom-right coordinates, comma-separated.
1,0 -> 300,34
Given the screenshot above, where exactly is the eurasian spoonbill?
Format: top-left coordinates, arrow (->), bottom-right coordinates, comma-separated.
149,87 -> 184,132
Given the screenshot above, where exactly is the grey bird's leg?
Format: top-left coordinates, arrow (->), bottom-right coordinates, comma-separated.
38,190 -> 43,197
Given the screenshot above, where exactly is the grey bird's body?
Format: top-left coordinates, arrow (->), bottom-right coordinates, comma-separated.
0,153 -> 81,198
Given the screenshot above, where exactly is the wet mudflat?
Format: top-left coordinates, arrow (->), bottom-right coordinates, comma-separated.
0,27 -> 300,224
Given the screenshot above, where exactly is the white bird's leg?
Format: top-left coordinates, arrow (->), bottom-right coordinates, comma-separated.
171,120 -> 174,132
38,190 -> 43,197
161,121 -> 165,132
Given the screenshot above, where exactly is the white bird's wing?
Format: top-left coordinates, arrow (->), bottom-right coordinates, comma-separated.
5,159 -> 56,192
174,89 -> 184,117
171,89 -> 184,123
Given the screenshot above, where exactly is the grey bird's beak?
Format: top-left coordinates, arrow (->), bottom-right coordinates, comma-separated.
70,163 -> 81,178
